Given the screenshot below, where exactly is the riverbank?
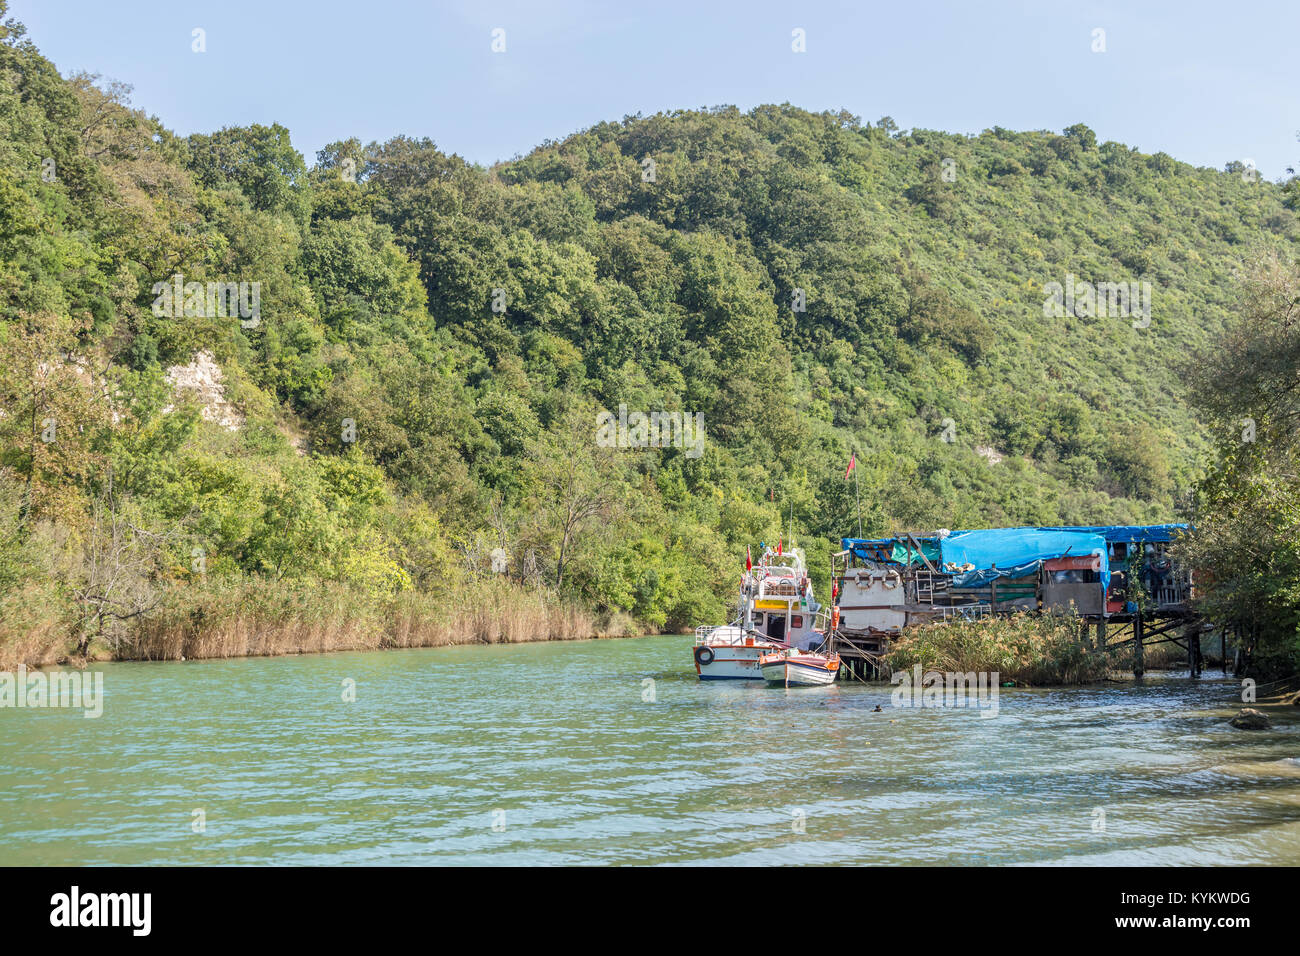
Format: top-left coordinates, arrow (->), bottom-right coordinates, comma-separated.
0,577 -> 646,670
4,579 -> 1230,681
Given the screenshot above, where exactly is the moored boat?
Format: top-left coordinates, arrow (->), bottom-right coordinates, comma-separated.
693,625 -> 780,680
759,647 -> 841,686
693,544 -> 825,681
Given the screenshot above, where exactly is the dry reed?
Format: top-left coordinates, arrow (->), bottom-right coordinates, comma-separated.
2,577 -> 631,667
887,612 -> 1115,685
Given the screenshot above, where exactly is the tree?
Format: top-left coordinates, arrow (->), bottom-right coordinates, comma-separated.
0,313 -> 111,524
70,481 -> 182,655
187,123 -> 311,224
1063,123 -> 1097,151
521,404 -> 622,590
1181,254 -> 1300,674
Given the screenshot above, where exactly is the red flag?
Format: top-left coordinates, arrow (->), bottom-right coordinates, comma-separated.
777,537 -> 783,556
745,545 -> 752,571
832,579 -> 839,599
844,452 -> 856,479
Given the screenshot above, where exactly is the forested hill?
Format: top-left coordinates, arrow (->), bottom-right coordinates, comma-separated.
2,2 -> 1297,645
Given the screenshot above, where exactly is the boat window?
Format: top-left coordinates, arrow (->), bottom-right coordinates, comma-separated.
1049,569 -> 1099,584
791,615 -> 803,628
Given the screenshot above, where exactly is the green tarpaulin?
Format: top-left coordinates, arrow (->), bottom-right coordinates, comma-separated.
889,540 -> 942,566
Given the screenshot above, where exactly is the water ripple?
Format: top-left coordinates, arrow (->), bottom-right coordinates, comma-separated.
2,639 -> 1298,864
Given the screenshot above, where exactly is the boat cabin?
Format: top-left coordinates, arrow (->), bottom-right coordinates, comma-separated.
741,549 -> 823,649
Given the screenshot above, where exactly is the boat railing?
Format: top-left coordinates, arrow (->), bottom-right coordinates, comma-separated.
695,623 -> 757,642
756,566 -> 800,579
928,603 -> 991,622
695,623 -> 790,648
694,624 -> 722,644
763,580 -> 799,597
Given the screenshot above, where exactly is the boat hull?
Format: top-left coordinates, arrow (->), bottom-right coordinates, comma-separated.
695,642 -> 773,680
759,654 -> 840,686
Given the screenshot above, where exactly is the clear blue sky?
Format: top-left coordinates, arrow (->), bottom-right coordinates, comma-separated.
13,0 -> 1300,179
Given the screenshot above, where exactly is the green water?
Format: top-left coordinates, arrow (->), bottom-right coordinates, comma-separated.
3,634 -> 1300,865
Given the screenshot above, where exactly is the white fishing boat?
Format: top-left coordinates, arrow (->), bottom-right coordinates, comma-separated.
759,647 -> 841,687
692,625 -> 780,681
693,544 -> 825,681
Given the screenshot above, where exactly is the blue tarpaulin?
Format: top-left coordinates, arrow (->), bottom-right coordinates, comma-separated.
948,561 -> 1043,589
841,538 -> 937,563
840,525 -> 1188,592
951,525 -> 1187,545
1035,524 -> 1188,544
938,528 -> 1110,591
938,529 -> 1108,567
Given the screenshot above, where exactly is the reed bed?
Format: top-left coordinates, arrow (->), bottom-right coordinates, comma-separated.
0,582 -> 70,670
1140,639 -> 1191,670
887,612 -> 1114,685
123,579 -> 606,662
127,580 -> 388,661
0,577 -> 623,667
384,584 -> 598,649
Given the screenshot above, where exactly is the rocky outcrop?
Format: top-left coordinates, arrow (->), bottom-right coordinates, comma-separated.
163,351 -> 243,430
1230,707 -> 1271,730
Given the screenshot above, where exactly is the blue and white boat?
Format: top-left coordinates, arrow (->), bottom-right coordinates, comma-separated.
692,546 -> 825,681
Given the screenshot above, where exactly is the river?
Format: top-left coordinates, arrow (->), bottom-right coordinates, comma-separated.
3,634 -> 1298,865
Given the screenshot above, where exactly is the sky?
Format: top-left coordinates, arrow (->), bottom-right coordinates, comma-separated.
12,0 -> 1300,180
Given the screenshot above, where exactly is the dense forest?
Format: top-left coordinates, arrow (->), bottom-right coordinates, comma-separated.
1,3 -> 1297,666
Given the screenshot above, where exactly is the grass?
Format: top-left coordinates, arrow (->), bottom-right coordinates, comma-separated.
124,578 -> 609,661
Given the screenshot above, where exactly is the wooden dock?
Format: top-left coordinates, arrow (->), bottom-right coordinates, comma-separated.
827,604 -> 1211,682
825,531 -> 1221,681
828,628 -> 892,681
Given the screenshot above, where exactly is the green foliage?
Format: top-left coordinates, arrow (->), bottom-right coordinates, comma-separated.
1181,254 -> 1300,674
187,123 -> 311,225
2,4 -> 1298,660
889,612 -> 1113,685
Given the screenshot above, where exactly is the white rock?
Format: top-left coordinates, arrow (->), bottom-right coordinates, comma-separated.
163,351 -> 244,431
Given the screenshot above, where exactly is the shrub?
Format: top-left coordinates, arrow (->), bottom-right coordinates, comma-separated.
887,612 -> 1113,685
